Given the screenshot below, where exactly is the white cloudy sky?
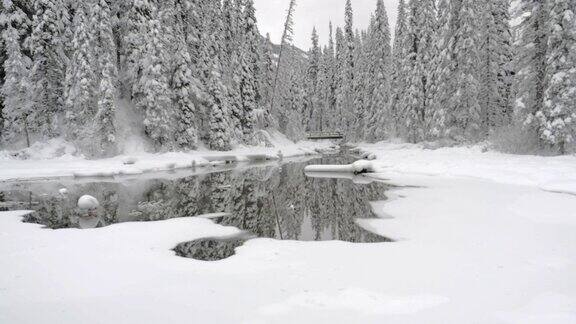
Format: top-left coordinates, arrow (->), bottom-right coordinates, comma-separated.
254,0 -> 400,50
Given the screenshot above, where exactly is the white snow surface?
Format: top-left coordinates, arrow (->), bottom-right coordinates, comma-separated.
1,141 -> 575,323
356,141 -> 576,195
0,132 -> 336,182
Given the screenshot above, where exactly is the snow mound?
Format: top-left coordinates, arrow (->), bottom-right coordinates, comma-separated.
77,195 -> 99,210
0,138 -> 78,161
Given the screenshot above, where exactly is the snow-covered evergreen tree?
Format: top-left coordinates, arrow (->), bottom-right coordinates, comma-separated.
443,0 -> 483,141
334,26 -> 346,129
515,0 -> 552,148
123,0 -> 154,97
1,0 -> 32,145
258,33 -> 275,109
342,0 -> 355,133
168,2 -> 200,151
132,2 -> 174,150
325,22 -> 337,131
238,0 -> 260,141
207,65 -> 232,151
306,27 -> 321,131
536,0 -> 576,152
365,0 -> 392,141
64,1 -> 96,143
479,0 -> 514,134
91,0 -> 119,156
388,0 -> 408,136
27,0 -> 69,137
395,0 -> 437,143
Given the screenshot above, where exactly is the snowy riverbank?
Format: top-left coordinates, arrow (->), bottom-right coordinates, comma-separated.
0,133 -> 336,182
356,141 -> 576,195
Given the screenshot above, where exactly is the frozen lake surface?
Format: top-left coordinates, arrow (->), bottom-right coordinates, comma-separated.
1,154 -> 391,261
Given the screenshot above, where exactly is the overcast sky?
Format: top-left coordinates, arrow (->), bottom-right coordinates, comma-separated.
254,0 -> 400,50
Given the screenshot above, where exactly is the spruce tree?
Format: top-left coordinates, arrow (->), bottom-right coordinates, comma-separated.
92,0 -> 119,156
258,33 -> 275,109
479,0 -> 514,134
207,66 -> 232,151
170,2 -> 200,151
537,0 -> 576,152
27,0 -> 69,137
238,0 -> 260,141
64,1 -> 96,144
443,0 -> 483,141
123,0 -> 154,97
306,27 -> 321,131
515,0 -> 550,146
388,0 -> 408,136
343,0 -> 355,133
1,1 -> 32,145
133,2 -> 174,150
397,0 -> 437,143
335,26 -> 346,129
365,0 -> 392,141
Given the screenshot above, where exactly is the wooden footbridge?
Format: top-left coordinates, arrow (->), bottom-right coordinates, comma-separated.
306,132 -> 344,140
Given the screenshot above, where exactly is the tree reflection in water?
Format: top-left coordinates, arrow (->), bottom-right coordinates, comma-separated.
3,156 -> 392,260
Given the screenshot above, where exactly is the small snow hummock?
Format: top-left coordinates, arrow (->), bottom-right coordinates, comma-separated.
123,157 -> 138,165
77,195 -> 100,211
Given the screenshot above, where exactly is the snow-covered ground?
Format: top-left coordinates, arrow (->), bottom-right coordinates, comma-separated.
1,142 -> 575,323
356,141 -> 576,195
0,132 -> 336,182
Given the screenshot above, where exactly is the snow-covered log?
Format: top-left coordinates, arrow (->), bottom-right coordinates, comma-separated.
304,160 -> 376,174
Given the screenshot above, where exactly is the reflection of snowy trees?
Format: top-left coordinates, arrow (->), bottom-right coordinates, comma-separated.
174,237 -> 245,262
11,159 -> 390,243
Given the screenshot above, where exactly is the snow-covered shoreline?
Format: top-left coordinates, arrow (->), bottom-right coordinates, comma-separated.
0,135 -> 337,183
356,141 -> 576,195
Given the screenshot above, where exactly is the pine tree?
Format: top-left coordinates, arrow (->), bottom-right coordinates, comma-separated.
335,26 -> 346,129
207,66 -> 232,151
123,0 -> 154,97
388,0 -> 408,136
536,0 -> 576,153
64,1 -> 96,144
133,2 -> 174,150
427,0 -> 450,138
443,0 -> 483,141
352,29 -> 368,141
306,27 -> 321,131
325,22 -> 337,131
479,0 -> 514,134
92,0 -> 119,156
27,0 -> 69,137
515,0 -> 550,146
396,0 -> 438,143
169,2 -> 200,151
342,0 -> 355,133
365,0 -> 392,141
238,0 -> 260,141
258,33 -> 275,109
1,0 -> 32,145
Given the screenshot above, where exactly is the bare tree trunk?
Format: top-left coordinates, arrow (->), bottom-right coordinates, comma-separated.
268,0 -> 296,123
24,117 -> 30,148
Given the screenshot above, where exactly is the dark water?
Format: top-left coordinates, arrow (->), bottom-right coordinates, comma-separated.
1,155 -> 392,261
